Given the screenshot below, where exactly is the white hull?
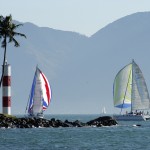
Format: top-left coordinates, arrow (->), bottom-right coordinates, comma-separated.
28,113 -> 44,119
113,114 -> 150,121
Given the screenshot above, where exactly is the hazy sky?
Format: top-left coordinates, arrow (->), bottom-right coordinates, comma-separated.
1,0 -> 150,36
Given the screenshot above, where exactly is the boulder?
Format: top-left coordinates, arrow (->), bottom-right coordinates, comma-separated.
87,116 -> 118,126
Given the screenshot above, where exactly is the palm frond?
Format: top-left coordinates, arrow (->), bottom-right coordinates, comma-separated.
0,14 -> 26,87
12,38 -> 20,47
8,35 -> 19,47
13,32 -> 26,38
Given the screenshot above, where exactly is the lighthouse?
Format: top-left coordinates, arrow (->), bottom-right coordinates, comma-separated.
2,61 -> 11,115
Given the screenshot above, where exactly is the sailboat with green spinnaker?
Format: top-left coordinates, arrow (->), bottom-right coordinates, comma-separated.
113,60 -> 150,121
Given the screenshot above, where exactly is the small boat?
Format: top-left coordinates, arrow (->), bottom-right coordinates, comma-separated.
102,107 -> 106,114
25,66 -> 51,118
113,60 -> 150,121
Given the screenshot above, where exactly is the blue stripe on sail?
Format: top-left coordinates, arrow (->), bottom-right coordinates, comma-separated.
115,103 -> 131,108
42,98 -> 48,111
28,73 -> 36,114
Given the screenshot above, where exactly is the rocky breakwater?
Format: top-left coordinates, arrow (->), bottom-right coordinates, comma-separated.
86,116 -> 118,127
0,114 -> 117,128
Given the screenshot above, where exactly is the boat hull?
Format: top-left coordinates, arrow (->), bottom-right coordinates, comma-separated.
27,113 -> 44,119
113,114 -> 150,121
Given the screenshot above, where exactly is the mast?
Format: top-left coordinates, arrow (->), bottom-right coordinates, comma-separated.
131,59 -> 134,113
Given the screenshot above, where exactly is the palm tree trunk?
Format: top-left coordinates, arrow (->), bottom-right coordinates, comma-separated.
0,36 -> 7,87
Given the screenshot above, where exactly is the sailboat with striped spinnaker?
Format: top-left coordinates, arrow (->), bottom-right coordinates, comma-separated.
25,66 -> 52,118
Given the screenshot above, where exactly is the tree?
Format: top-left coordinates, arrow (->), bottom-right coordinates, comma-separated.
0,15 -> 26,87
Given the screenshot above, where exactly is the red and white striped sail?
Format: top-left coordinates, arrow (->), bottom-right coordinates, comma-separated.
27,67 -> 51,117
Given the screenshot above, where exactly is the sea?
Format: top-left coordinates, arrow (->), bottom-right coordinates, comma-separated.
0,114 -> 150,150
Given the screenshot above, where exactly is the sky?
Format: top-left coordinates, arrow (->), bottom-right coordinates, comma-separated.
1,0 -> 150,36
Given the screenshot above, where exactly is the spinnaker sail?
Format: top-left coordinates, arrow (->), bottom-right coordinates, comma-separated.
26,67 -> 51,118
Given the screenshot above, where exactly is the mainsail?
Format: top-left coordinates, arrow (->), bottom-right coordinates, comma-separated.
27,67 -> 51,117
113,60 -> 150,111
132,61 -> 150,110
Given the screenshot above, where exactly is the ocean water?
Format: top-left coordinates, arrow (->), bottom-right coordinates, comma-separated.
0,114 -> 150,150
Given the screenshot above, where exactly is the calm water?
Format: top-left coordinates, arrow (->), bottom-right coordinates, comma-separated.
0,114 -> 150,150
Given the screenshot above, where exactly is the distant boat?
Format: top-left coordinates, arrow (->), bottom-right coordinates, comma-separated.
26,66 -> 51,118
113,60 -> 150,121
102,107 -> 106,114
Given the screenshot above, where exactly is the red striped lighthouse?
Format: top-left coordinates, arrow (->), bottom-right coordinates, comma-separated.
2,61 -> 11,115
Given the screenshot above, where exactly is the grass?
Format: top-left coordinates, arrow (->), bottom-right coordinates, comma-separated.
0,113 -> 16,118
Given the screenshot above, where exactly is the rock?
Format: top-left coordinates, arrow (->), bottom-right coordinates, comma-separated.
72,120 -> 87,127
0,114 -> 117,128
87,116 -> 118,127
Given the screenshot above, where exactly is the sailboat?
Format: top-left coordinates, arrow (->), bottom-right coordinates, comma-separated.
113,60 -> 150,121
102,107 -> 106,114
26,66 -> 51,118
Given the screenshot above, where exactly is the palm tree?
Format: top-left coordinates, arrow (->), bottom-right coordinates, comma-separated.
0,15 -> 26,87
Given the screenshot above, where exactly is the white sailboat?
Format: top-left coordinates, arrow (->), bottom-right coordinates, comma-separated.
113,60 -> 150,121
102,107 -> 106,114
26,66 -> 52,118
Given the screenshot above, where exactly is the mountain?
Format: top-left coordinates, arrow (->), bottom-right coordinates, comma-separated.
0,12 -> 150,114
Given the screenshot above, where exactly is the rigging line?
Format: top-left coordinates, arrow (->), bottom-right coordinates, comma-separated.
25,91 -> 31,114
120,64 -> 132,114
131,59 -> 135,113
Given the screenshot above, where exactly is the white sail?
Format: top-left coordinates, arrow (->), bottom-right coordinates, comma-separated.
32,69 -> 43,114
131,61 -> 150,110
102,107 -> 106,114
